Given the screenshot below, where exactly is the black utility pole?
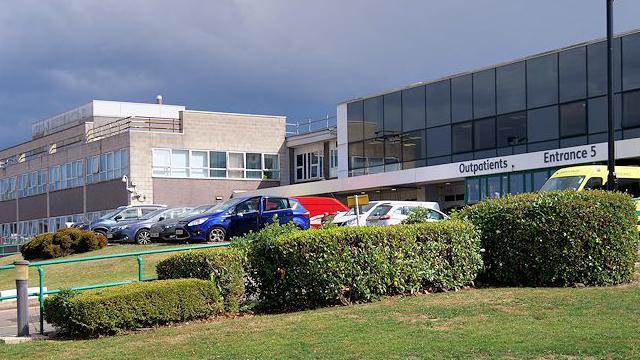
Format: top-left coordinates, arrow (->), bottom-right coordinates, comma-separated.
606,0 -> 617,190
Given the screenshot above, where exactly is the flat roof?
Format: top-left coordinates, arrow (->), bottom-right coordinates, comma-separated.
338,27 -> 640,105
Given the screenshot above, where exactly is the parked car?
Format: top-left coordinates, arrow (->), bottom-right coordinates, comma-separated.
291,196 -> 348,228
77,204 -> 166,236
366,202 -> 448,226
107,207 -> 191,244
332,201 -> 383,226
174,196 -> 310,242
148,204 -> 219,242
334,201 -> 442,226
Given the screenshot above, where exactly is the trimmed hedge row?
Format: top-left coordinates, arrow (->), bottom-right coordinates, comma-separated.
44,279 -> 222,337
247,220 -> 483,311
20,228 -> 107,260
156,248 -> 246,312
457,190 -> 639,286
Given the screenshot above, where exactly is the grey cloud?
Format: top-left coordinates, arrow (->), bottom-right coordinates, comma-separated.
0,0 -> 639,148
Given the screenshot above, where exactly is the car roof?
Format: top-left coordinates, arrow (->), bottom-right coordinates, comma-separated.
551,165 -> 640,179
373,201 -> 440,210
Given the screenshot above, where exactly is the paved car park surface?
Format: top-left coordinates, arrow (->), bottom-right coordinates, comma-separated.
0,305 -> 52,337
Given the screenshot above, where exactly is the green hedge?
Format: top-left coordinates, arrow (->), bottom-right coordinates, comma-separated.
44,279 -> 223,337
20,228 -> 107,260
457,190 -> 639,286
248,220 -> 482,310
156,248 -> 246,312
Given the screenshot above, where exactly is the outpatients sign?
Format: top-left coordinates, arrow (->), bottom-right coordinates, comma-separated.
457,145 -> 599,176
459,159 -> 508,175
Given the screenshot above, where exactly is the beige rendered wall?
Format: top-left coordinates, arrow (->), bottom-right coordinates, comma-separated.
153,178 -> 280,207
129,110 -> 287,205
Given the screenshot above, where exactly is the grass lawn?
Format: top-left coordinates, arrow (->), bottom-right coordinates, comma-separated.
1,285 -> 639,359
0,243 -> 197,291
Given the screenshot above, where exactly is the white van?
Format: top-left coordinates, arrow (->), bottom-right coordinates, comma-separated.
333,201 -> 441,227
366,202 -> 448,226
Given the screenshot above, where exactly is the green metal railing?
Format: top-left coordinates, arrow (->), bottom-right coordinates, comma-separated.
0,242 -> 231,334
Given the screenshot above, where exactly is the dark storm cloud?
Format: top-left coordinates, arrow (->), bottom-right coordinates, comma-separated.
0,0 -> 638,148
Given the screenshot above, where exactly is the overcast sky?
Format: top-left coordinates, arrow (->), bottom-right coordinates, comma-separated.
1,0 -> 639,148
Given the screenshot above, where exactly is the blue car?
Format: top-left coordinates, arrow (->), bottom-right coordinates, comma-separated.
174,196 -> 310,242
107,207 -> 192,244
77,204 -> 166,236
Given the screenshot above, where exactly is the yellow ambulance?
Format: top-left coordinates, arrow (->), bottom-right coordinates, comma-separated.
540,165 -> 640,228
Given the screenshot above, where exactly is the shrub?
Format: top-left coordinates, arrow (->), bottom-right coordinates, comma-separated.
401,207 -> 433,224
457,190 -> 640,286
44,279 -> 223,337
20,228 -> 107,260
19,233 -> 54,260
157,248 -> 246,312
248,220 -> 482,311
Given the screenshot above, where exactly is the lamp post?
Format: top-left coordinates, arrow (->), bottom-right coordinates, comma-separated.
606,0 -> 617,190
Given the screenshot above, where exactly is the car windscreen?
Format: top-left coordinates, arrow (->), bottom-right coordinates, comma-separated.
369,204 -> 392,217
345,202 -> 378,216
184,205 -> 216,216
98,208 -> 124,221
204,198 -> 248,214
539,176 -> 585,192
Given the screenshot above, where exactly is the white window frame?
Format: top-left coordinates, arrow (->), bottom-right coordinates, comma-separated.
150,148 -> 280,181
295,151 -> 323,182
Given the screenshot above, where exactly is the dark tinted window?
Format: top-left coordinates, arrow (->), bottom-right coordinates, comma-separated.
210,151 -> 226,168
363,138 -> 384,174
509,173 -> 524,194
383,91 -> 402,133
560,101 -> 587,137
588,96 -> 607,134
527,54 -> 558,108
348,142 -> 364,169
402,86 -> 426,131
473,69 -> 496,118
618,178 -> 640,198
588,42 -> 606,97
623,90 -> 640,129
347,101 -> 364,142
402,130 -> 426,162
583,177 -> 603,190
426,126 -> 451,157
528,106 -> 559,143
384,137 -> 402,171
474,117 -> 496,150
426,80 -> 451,127
533,171 -> 550,191
452,122 -> 472,154
496,62 -> 526,114
587,41 -> 620,96
497,112 -> 527,147
622,33 -> 640,91
451,74 -> 473,122
363,96 -> 383,139
559,47 -> 587,102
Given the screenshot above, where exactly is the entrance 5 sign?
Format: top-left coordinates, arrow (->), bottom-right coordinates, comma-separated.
543,146 -> 597,165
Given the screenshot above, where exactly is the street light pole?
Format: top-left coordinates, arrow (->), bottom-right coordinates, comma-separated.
606,0 -> 617,190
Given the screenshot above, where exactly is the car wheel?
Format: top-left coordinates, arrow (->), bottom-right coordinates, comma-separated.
207,227 -> 226,242
135,229 -> 152,245
94,229 -> 107,237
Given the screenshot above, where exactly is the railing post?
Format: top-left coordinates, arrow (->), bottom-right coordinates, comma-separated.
38,266 -> 44,335
14,260 -> 29,337
137,255 -> 144,282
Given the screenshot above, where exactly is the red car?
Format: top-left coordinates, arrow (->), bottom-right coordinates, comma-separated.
291,197 -> 348,228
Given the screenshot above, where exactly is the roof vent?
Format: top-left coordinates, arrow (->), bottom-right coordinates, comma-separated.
156,95 -> 163,105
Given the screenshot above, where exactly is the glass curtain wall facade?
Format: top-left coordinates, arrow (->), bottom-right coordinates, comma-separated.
347,31 -> 640,176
